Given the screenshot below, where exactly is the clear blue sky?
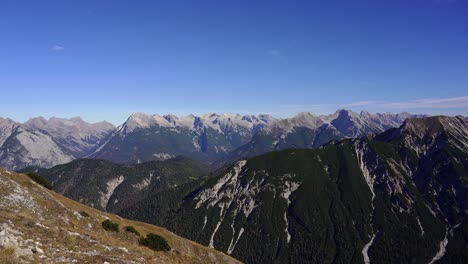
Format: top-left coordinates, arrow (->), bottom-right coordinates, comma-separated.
1,0 -> 467,125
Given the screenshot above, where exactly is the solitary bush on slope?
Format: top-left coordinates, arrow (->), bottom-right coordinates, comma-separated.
139,233 -> 171,251
125,225 -> 140,236
79,211 -> 90,217
26,172 -> 52,190
101,219 -> 119,232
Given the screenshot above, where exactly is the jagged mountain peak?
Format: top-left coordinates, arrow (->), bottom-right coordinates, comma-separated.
379,115 -> 468,141
126,112 -> 156,128
123,112 -> 276,131
25,116 -> 115,131
333,109 -> 363,121
0,117 -> 17,122
214,110 -> 427,167
403,115 -> 466,131
268,112 -> 324,132
294,111 -> 319,119
374,115 -> 468,159
336,108 -> 356,115
25,116 -> 48,125
93,112 -> 278,164
327,109 -> 359,119
403,116 -> 467,143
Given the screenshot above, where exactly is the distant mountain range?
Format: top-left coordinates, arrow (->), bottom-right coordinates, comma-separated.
87,112 -> 276,164
0,110 -> 422,170
0,117 -> 114,170
22,115 -> 468,263
89,110 -> 424,167
213,110 -> 425,167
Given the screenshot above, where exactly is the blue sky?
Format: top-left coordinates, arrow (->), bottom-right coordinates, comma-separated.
1,0 -> 467,125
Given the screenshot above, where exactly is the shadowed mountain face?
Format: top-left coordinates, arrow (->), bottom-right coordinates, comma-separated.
111,116 -> 466,264
21,156 -> 210,212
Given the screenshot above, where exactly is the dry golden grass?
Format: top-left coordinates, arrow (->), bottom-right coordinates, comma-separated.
0,169 -> 241,264
0,247 -> 19,264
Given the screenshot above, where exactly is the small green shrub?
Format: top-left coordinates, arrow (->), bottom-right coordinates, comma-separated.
26,172 -> 52,190
125,225 -> 140,236
79,211 -> 90,217
139,233 -> 171,251
101,219 -> 119,232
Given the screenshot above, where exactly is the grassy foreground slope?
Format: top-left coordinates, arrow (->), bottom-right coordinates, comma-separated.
0,168 -> 240,264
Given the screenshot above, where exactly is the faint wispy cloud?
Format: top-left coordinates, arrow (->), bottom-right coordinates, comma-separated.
343,96 -> 468,109
51,45 -> 65,51
380,96 -> 468,109
344,101 -> 375,107
277,96 -> 468,116
266,49 -> 280,57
